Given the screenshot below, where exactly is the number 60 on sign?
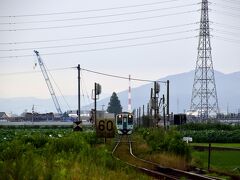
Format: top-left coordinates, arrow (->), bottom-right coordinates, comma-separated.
96,119 -> 115,138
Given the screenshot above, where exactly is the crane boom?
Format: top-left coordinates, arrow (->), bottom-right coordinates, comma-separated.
34,50 -> 63,115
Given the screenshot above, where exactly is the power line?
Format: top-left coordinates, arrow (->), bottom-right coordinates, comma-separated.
213,35 -> 240,44
0,35 -> 197,60
0,67 -> 75,76
0,0 -> 190,18
0,29 -> 197,52
80,71 -> 92,106
212,9 -> 240,18
0,3 -> 199,25
45,65 -> 72,110
216,0 -> 240,6
80,67 -> 167,83
0,10 -> 199,32
0,22 -> 197,45
212,2 -> 240,11
212,29 -> 240,37
0,64 -> 166,83
213,22 -> 240,31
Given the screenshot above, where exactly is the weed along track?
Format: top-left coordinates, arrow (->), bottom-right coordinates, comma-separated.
112,135 -> 219,180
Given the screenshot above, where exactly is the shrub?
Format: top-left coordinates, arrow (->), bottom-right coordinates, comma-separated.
181,129 -> 240,143
138,128 -> 191,160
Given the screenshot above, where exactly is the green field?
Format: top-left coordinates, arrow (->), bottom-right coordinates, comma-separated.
181,123 -> 240,176
1,127 -> 239,179
192,150 -> 240,176
0,128 -> 150,180
191,143 -> 240,148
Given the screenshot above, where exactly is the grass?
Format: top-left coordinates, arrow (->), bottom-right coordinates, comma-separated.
143,152 -> 189,170
132,131 -> 189,170
192,150 -> 240,176
2,127 -> 239,179
0,128 -> 150,180
190,143 -> 240,148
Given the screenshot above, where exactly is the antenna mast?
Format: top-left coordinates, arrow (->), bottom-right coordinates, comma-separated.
128,75 -> 132,113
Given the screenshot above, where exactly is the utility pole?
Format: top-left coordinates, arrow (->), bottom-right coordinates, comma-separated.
153,81 -> 160,125
78,64 -> 81,123
32,105 -> 34,123
150,88 -> 153,117
147,103 -> 150,116
73,64 -> 82,131
143,105 -> 145,116
190,0 -> 219,119
139,107 -> 141,127
154,82 -> 157,120
94,82 -> 97,126
167,80 -> 170,126
137,108 -> 139,127
163,95 -> 166,130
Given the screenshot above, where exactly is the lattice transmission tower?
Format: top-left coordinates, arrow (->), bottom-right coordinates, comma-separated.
190,0 -> 219,119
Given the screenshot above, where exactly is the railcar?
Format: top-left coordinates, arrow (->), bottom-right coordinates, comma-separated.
116,112 -> 134,135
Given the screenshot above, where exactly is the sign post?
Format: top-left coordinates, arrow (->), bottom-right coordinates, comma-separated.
96,119 -> 115,138
208,143 -> 211,171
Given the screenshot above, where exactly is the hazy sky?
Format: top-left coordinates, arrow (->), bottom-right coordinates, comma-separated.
0,0 -> 239,105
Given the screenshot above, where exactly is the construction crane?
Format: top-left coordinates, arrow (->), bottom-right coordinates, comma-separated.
34,50 -> 63,115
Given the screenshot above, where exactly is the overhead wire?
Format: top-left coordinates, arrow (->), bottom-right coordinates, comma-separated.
45,65 -> 72,111
213,22 -> 240,31
0,3 -> 199,25
0,67 -> 75,76
0,65 -> 167,92
0,29 -> 197,52
0,0 -> 192,18
211,9 -> 240,18
80,70 -> 92,107
0,10 -> 199,31
80,67 -> 167,83
0,22 -> 197,45
213,35 -> 240,44
211,2 -> 240,12
0,64 -> 73,110
0,35 -> 198,60
212,29 -> 240,37
80,80 -> 87,108
216,0 -> 240,6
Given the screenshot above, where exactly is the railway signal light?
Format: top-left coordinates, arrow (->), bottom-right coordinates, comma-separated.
96,83 -> 102,95
154,82 -> 160,94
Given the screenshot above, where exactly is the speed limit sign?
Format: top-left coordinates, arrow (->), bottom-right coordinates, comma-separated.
96,119 -> 115,138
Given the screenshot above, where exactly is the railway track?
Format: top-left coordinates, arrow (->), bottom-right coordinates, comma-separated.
112,135 -> 220,180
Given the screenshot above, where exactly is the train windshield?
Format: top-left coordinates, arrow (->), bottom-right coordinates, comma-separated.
117,115 -> 122,125
128,115 -> 133,125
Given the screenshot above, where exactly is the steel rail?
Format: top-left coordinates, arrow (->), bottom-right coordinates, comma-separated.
112,135 -> 177,179
112,135 -> 220,180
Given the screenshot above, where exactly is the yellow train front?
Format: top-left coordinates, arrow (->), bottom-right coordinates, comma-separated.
116,112 -> 134,135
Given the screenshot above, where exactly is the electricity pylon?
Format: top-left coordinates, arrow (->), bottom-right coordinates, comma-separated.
190,0 -> 219,119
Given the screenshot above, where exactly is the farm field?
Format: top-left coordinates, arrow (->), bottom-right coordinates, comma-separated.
192,150 -> 240,176
191,143 -> 240,148
0,128 -> 150,180
1,126 -> 239,179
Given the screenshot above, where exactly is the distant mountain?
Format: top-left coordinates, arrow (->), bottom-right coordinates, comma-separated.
97,70 -> 240,114
0,70 -> 239,115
